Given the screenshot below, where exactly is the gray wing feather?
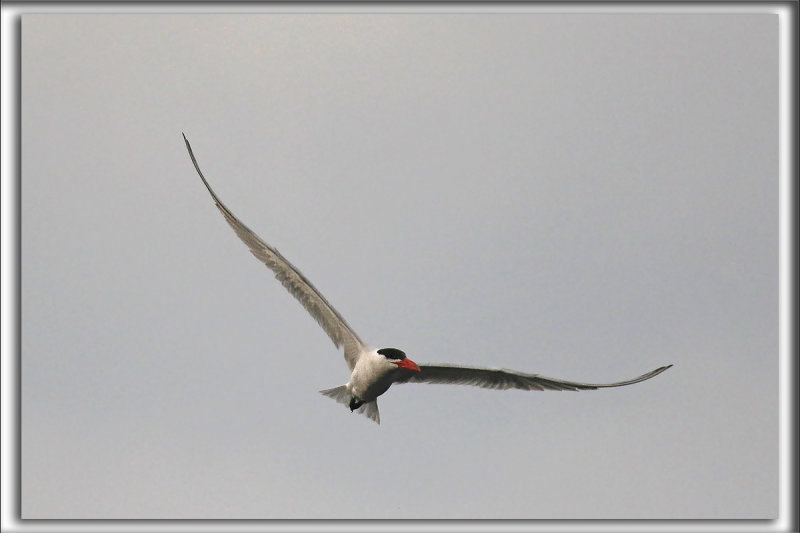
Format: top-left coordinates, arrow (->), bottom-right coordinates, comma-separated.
394,364 -> 672,391
183,134 -> 365,369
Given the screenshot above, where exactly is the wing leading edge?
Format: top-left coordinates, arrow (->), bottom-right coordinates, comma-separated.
183,134 -> 365,369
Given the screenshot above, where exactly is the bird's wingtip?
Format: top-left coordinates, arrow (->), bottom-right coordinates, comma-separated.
651,364 -> 673,377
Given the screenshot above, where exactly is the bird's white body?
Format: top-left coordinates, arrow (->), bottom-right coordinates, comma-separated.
348,349 -> 398,401
183,134 -> 672,425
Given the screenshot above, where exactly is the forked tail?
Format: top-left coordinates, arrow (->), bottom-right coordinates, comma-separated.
320,386 -> 380,424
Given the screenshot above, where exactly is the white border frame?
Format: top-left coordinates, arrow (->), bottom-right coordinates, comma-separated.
2,2 -> 795,532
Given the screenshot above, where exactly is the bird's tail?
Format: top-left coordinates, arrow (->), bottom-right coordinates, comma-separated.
319,386 -> 380,425
360,401 -> 380,425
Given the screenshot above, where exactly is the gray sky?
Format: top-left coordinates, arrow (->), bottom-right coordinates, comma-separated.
21,12 -> 778,519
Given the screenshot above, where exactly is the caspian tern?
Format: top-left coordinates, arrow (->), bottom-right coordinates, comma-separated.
183,134 -> 672,424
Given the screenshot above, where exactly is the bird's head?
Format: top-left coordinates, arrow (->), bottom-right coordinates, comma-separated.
378,348 -> 421,372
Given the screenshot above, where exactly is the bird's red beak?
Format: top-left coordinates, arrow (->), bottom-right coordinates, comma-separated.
393,358 -> 421,372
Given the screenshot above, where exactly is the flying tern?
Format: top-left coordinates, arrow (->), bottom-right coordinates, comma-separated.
183,134 -> 672,424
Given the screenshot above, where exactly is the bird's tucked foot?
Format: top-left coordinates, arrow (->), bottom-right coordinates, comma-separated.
349,397 -> 364,411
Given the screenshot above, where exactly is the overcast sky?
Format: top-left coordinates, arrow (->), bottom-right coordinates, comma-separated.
21,11 -> 778,519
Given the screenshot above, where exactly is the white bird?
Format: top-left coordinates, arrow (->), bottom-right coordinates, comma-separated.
183,134 -> 672,425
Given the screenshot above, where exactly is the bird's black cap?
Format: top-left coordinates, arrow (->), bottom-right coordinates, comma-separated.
377,348 -> 406,360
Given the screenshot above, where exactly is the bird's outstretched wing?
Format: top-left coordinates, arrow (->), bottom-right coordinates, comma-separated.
394,364 -> 672,391
183,134 -> 365,369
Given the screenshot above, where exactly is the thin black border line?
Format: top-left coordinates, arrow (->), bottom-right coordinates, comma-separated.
5,2 -> 797,531
8,4 -> 23,527
1,1 -> 796,8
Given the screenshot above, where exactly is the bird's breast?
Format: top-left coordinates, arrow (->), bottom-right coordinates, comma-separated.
349,353 -> 394,401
